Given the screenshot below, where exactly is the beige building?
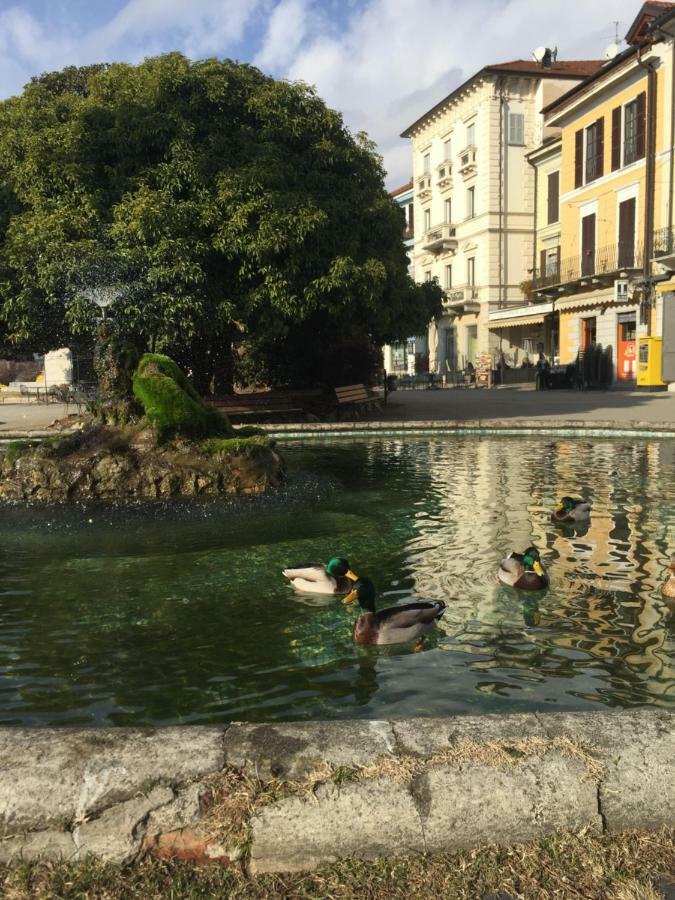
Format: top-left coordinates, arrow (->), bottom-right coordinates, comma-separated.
401,58 -> 601,374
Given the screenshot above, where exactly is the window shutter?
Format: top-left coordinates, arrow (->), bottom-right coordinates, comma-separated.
596,117 -> 604,178
540,248 -> 547,280
636,91 -> 646,159
574,129 -> 584,187
611,107 -> 622,171
509,113 -> 524,145
554,245 -> 561,280
547,171 -> 559,224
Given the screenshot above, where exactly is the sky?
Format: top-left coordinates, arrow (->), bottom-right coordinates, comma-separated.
0,0 -> 646,188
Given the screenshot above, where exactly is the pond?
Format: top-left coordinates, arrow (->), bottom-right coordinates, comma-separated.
0,434 -> 673,726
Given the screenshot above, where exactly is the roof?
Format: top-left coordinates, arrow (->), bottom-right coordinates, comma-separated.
400,59 -> 602,138
389,180 -> 413,198
626,1 -> 675,44
542,41 -> 645,120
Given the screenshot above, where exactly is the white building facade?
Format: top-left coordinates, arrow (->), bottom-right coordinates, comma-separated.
401,59 -> 600,374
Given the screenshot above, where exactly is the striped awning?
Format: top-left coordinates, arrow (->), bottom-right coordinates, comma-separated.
489,314 -> 547,329
554,295 -> 619,313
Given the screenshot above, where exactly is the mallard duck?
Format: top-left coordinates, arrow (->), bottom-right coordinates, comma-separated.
662,555 -> 675,608
282,557 -> 358,594
498,547 -> 549,591
551,497 -> 591,524
345,578 -> 447,645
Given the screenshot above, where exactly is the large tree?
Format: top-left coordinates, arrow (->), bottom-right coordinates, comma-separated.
0,54 -> 441,393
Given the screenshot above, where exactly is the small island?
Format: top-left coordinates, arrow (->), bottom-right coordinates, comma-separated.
0,353 -> 284,502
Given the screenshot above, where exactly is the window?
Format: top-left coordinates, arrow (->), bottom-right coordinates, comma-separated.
444,198 -> 452,224
618,197 -> 636,268
547,171 -> 559,225
623,94 -> 645,165
585,119 -> 604,183
424,208 -> 431,231
423,153 -> 431,175
445,265 -> 452,289
581,213 -> 596,277
466,186 -> 475,219
407,203 -> 414,234
508,113 -> 524,145
467,257 -> 475,290
424,270 -> 432,282
444,138 -> 452,160
466,122 -> 475,147
540,246 -> 560,280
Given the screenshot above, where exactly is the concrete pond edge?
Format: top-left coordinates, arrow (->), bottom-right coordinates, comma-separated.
0,709 -> 672,873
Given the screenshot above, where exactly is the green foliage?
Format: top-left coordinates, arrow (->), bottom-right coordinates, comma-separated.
0,54 -> 442,390
132,352 -> 232,440
3,440 -> 30,464
201,435 -> 272,458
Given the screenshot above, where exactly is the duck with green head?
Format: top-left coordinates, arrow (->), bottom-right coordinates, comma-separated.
552,496 -> 591,524
282,557 -> 358,594
498,547 -> 549,591
344,578 -> 447,645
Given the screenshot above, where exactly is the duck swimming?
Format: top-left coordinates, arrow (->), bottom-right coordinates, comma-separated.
282,557 -> 358,594
345,578 -> 447,645
552,497 -> 591,524
498,547 -> 549,591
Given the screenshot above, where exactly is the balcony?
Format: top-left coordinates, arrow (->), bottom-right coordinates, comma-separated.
436,162 -> 452,189
416,176 -> 432,200
421,224 -> 458,254
532,240 -> 645,296
653,227 -> 675,271
443,285 -> 480,314
458,146 -> 477,178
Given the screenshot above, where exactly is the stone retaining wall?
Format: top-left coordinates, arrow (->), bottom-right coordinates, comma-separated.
0,710 -> 672,873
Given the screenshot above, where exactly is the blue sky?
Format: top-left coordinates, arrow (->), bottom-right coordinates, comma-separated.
0,0 -> 645,186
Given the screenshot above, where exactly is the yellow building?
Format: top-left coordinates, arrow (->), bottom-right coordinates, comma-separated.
490,1 -> 675,388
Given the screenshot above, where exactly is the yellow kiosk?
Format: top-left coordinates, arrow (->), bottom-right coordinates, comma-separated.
637,336 -> 666,389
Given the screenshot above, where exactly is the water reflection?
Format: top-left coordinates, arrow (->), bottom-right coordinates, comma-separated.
0,435 -> 673,725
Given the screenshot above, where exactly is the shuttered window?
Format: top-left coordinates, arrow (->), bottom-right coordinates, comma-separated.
611,107 -> 622,171
508,113 -> 524,145
618,198 -> 636,268
585,118 -> 604,183
574,129 -> 584,188
581,213 -> 596,276
547,171 -> 559,224
624,92 -> 646,165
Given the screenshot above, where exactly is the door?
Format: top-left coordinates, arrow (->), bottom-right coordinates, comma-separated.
466,325 -> 478,367
582,317 -> 596,350
444,326 -> 457,373
618,198 -> 636,268
581,213 -> 596,276
617,317 -> 637,381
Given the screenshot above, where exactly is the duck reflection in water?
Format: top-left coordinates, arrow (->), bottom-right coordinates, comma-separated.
522,596 -> 541,627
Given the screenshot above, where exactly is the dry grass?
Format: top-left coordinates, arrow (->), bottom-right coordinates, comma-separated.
195,735 -> 604,849
1,828 -> 673,899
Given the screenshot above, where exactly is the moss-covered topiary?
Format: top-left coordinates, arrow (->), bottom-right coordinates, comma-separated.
201,436 -> 273,458
132,353 -> 233,441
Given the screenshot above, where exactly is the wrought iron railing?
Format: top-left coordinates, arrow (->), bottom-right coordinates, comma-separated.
653,227 -> 675,258
532,241 -> 645,291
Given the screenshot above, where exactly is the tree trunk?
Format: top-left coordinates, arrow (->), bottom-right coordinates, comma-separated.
212,337 -> 235,397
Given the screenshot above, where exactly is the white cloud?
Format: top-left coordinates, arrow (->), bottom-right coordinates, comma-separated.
0,0 -> 647,186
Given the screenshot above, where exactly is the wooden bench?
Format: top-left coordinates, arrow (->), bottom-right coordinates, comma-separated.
210,396 -> 304,424
334,384 -> 381,420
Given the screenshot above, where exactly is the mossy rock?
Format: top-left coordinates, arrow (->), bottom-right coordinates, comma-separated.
132,354 -> 233,441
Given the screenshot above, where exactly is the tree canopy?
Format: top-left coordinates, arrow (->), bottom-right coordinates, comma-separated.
0,53 -> 441,391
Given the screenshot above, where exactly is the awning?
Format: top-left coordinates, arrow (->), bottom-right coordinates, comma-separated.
656,278 -> 675,294
555,295 -> 620,313
489,314 -> 547,329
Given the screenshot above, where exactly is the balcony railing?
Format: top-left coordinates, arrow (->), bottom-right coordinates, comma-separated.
444,285 -> 480,312
654,227 -> 675,267
458,147 -> 477,178
421,224 -> 457,254
532,240 -> 644,292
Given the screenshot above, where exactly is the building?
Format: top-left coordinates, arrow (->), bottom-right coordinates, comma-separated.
401,57 -> 601,375
383,180 -> 429,374
494,1 -> 675,387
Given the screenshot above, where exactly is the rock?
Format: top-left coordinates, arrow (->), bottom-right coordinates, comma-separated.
145,783 -> 203,836
223,720 -> 396,780
143,828 -> 239,864
0,829 -> 76,864
393,714 -> 546,756
249,778 -> 425,874
0,727 -> 225,836
73,786 -> 173,863
418,752 -> 600,854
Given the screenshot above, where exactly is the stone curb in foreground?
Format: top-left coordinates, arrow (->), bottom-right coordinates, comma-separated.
0,710 -> 672,872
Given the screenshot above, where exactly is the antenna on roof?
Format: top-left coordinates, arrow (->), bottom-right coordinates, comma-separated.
604,42 -> 620,60
533,46 -> 558,68
614,20 -> 620,43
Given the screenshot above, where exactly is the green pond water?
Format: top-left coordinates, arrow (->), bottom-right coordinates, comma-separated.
0,434 -> 674,726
